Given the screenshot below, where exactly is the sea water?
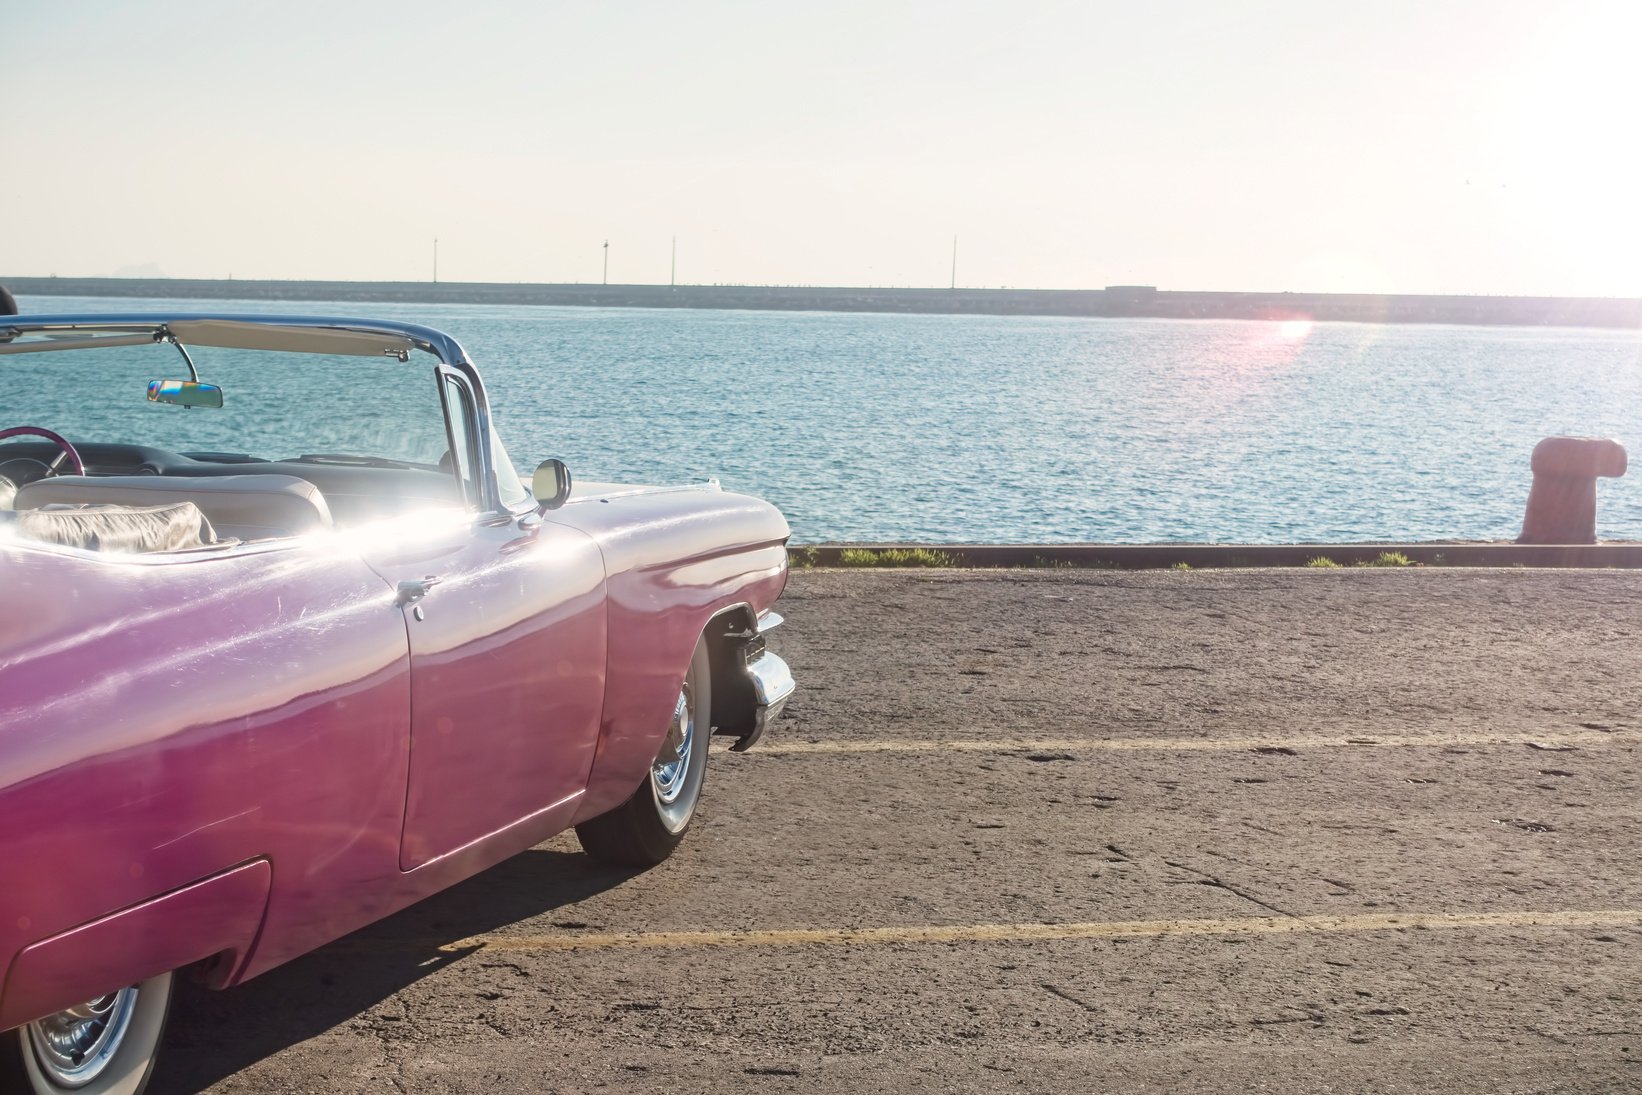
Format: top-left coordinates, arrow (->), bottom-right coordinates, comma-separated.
15,293 -> 1642,544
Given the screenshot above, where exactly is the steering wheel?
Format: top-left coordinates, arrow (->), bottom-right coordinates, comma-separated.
0,426 -> 86,483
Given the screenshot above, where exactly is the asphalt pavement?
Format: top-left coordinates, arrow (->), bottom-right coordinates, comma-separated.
154,567 -> 1642,1094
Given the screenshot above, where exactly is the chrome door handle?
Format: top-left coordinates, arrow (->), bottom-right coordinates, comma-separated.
395,576 -> 441,606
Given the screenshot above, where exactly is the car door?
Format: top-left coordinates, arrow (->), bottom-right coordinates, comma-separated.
360,372 -> 608,870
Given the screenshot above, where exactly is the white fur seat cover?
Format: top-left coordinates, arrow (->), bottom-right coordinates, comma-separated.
6,502 -> 218,553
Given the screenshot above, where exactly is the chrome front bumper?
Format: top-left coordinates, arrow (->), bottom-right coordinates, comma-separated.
732,610 -> 795,752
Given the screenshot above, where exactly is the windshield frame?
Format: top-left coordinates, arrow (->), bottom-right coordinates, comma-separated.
0,312 -> 516,516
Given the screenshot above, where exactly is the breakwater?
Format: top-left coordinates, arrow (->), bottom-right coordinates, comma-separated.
6,277 -> 1642,329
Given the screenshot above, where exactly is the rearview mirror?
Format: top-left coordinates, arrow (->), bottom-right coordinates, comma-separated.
147,379 -> 224,408
533,458 -> 573,511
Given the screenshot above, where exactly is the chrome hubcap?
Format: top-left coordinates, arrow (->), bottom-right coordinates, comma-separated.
651,688 -> 694,805
26,986 -> 138,1087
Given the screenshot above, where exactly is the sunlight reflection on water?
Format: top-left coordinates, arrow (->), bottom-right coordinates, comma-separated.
18,294 -> 1642,543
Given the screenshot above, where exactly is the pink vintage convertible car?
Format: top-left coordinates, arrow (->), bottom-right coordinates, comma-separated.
0,313 -> 794,1094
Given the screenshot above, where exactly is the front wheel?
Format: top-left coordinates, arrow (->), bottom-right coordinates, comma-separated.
576,638 -> 712,866
0,971 -> 175,1095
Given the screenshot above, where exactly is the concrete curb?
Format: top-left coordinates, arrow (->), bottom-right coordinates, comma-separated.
795,542 -> 1642,569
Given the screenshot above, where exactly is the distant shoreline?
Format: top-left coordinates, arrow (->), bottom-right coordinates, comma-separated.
5,276 -> 1642,329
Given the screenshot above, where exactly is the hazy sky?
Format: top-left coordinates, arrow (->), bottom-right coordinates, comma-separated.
7,0 -> 1640,294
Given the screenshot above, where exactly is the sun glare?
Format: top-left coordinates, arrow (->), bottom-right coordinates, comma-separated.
1277,319 -> 1313,340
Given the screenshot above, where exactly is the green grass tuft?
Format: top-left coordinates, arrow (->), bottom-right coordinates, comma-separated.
1306,556 -> 1341,568
1357,551 -> 1415,568
1171,561 -> 1193,571
836,547 -> 958,568
787,546 -> 818,569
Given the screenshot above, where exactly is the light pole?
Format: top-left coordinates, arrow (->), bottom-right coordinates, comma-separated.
602,240 -> 609,285
433,238 -> 439,284
671,236 -> 676,289
950,236 -> 957,290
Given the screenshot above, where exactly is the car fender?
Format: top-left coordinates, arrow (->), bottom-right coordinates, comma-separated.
543,487 -> 789,823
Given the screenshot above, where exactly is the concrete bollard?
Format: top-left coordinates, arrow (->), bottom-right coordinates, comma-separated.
1518,436 -> 1627,544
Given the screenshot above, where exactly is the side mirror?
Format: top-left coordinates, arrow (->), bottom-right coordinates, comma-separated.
147,379 -> 224,408
532,458 -> 573,512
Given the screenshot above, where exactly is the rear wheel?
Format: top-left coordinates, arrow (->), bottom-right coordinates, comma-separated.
0,971 -> 174,1095
576,638 -> 712,866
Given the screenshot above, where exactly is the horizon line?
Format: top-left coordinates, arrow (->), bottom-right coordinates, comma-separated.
6,274 -> 1642,304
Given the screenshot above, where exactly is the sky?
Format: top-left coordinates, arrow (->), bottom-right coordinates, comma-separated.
6,0 -> 1641,295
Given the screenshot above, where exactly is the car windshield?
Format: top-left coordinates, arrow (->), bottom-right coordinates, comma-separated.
1,335 -> 453,467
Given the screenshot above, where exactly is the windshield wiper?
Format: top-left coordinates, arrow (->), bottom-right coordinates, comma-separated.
291,453 -> 426,470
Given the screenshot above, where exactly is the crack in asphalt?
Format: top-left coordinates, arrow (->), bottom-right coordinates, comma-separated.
1039,983 -> 1101,1012
1251,1011 -> 1325,1026
1161,858 -> 1307,924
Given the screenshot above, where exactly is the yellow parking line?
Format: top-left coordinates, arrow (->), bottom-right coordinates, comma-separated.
443,909 -> 1642,954
735,730 -> 1624,756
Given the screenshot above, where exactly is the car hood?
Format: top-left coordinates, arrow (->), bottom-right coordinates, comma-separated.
565,480 -> 702,503
542,479 -> 790,577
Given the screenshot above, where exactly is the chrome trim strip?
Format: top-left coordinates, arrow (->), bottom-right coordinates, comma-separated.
756,609 -> 785,632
